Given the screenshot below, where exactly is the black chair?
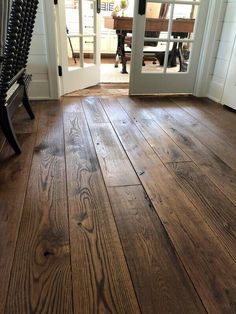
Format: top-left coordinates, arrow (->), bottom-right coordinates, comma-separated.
0,0 -> 39,154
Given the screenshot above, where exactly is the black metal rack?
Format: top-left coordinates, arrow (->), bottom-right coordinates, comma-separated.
0,0 -> 39,154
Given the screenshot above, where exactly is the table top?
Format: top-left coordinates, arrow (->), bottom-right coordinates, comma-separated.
104,16 -> 195,33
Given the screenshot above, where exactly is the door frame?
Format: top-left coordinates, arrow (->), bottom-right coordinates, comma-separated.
43,0 -> 225,99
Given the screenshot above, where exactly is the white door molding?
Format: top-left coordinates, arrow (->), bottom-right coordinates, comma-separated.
194,0 -> 226,97
43,0 -> 60,99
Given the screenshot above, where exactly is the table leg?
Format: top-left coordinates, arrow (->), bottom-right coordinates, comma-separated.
115,31 -> 128,74
115,30 -> 120,68
120,32 -> 128,74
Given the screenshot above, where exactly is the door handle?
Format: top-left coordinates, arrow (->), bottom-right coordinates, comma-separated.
97,0 -> 101,14
138,0 -> 146,15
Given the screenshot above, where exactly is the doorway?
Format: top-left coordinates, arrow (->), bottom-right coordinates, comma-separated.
56,0 -> 214,96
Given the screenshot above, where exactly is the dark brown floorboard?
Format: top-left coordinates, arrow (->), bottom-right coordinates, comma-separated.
63,112 -> 140,314
108,185 -> 206,314
5,102 -> 73,313
0,104 -> 40,313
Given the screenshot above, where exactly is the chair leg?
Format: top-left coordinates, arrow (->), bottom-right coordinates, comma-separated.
22,85 -> 35,120
0,106 -> 22,154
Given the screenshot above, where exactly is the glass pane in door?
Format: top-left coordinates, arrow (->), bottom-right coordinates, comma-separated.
65,0 -> 81,68
83,35 -> 95,66
141,0 -> 200,74
64,0 -> 97,69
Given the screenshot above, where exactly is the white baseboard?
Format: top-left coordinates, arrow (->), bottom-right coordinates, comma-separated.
28,80 -> 50,99
207,79 -> 224,104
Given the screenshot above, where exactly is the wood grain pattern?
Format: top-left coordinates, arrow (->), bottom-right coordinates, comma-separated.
109,117 -> 236,313
158,98 -> 236,170
108,185 -> 206,314
101,97 -> 190,164
1,95 -> 236,313
122,97 -> 236,206
5,102 -> 73,314
0,134 -> 37,314
61,96 -> 83,113
63,112 -> 140,314
82,97 -> 109,125
172,96 -> 236,146
167,161 -> 236,262
90,122 -> 139,187
100,97 -> 133,122
13,102 -> 40,134
0,103 -> 40,313
135,118 -> 191,163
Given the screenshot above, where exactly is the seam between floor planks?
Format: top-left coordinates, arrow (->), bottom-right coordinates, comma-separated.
62,109 -> 76,314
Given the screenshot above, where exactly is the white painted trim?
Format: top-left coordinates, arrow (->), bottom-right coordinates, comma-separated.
207,78 -> 224,103
43,0 -> 60,99
194,0 -> 226,97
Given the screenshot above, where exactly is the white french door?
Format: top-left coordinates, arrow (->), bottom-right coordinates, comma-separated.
129,0 -> 210,95
57,0 -> 101,95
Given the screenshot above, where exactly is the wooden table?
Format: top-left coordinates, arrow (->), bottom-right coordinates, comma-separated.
104,16 -> 195,73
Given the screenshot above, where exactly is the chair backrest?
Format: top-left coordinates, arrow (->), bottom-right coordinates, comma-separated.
0,0 -> 39,106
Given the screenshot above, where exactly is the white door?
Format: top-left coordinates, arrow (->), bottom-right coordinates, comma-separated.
57,0 -> 101,95
129,0 -> 209,95
222,35 -> 236,110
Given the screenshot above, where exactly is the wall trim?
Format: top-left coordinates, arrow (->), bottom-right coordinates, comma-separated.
194,0 -> 226,97
207,78 -> 224,103
43,1 -> 60,99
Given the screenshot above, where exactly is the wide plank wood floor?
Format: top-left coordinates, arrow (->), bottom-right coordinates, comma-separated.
0,95 -> 236,313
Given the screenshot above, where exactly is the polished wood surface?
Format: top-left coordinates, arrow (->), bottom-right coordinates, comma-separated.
104,16 -> 195,33
0,94 -> 236,313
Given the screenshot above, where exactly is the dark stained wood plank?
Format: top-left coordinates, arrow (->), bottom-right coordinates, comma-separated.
108,117 -> 236,313
101,97 -> 190,164
167,161 -> 236,262
0,134 -> 38,314
172,96 -> 236,146
135,119 -> 191,163
119,96 -> 153,120
157,98 -> 236,170
82,97 -> 109,125
100,97 -> 133,122
0,102 -> 40,313
63,112 -> 141,314
108,185 -> 206,314
121,97 -> 236,206
0,101 -> 39,152
61,96 -> 83,113
90,123 -> 139,187
13,102 -> 40,134
5,101 -> 73,314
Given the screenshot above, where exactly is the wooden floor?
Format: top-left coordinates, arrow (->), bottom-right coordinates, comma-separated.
0,95 -> 236,313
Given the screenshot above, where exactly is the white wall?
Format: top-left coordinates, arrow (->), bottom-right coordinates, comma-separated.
27,0 -> 50,99
208,0 -> 236,103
